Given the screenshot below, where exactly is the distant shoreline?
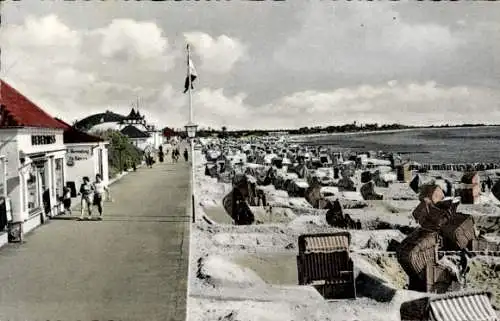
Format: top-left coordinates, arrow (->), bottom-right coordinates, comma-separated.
288,125 -> 499,141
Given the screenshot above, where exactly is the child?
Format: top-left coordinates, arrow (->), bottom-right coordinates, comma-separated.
62,186 -> 72,215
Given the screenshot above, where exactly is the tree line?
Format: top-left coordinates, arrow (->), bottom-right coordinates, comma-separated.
163,122 -> 493,139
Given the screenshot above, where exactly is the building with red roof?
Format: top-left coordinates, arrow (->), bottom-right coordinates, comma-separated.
0,80 -> 89,241
0,80 -> 67,129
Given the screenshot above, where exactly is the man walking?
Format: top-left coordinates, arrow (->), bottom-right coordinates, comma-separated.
184,148 -> 189,162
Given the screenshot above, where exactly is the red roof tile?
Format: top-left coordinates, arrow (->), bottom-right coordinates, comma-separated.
0,80 -> 66,129
54,118 -> 104,144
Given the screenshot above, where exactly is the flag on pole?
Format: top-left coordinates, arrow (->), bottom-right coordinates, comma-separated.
183,57 -> 198,93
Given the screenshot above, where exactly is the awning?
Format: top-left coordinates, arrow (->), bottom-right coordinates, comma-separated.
302,234 -> 349,253
429,291 -> 497,321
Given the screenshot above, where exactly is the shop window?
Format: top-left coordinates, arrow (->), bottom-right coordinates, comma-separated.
98,149 -> 103,177
55,158 -> 64,198
27,165 -> 40,212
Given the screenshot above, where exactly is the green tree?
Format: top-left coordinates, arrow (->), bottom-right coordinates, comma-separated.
94,129 -> 143,178
220,126 -> 228,138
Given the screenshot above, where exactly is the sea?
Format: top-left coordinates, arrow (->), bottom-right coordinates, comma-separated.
298,126 -> 500,164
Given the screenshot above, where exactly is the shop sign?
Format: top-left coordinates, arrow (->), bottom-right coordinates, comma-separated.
31,135 -> 56,145
66,147 -> 91,166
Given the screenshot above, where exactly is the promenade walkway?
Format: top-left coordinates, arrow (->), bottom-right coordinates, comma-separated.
0,159 -> 190,321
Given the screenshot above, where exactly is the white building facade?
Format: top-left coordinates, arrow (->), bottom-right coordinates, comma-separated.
0,127 -> 67,237
65,142 -> 109,193
54,117 -> 110,201
0,79 -> 106,242
147,129 -> 163,150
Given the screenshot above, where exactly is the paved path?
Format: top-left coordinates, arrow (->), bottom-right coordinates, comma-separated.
0,159 -> 191,321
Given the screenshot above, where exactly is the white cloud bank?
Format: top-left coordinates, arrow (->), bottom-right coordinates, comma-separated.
158,81 -> 500,130
1,12 -> 498,130
273,2 -> 464,77
0,15 -> 246,126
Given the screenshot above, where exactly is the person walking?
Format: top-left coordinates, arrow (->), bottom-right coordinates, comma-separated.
487,176 -> 493,191
93,174 -> 110,220
171,149 -> 175,163
62,186 -> 72,215
183,148 -> 189,162
172,149 -> 179,163
459,248 -> 472,286
79,176 -> 94,220
43,188 -> 52,218
158,145 -> 164,163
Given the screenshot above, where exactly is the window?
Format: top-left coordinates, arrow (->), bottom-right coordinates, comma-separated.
27,165 -> 40,212
54,158 -> 64,198
98,149 -> 103,177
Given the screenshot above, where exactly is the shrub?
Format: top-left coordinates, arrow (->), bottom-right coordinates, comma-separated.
93,129 -> 143,178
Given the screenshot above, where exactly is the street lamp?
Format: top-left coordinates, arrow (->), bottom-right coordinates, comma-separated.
185,122 -> 198,139
184,122 -> 198,223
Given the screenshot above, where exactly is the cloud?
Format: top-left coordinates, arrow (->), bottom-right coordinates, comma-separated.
96,19 -> 170,61
1,14 -> 252,126
184,32 -> 247,73
273,3 -> 463,78
1,5 -> 499,131
263,82 -> 500,128
153,82 -> 500,130
1,14 -> 82,66
1,15 -> 178,122
2,14 -> 81,49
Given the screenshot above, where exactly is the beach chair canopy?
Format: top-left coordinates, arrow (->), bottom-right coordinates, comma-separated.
428,291 -> 497,321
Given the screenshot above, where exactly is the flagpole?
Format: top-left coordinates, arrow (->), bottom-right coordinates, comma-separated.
187,44 -> 196,223
187,44 -> 193,125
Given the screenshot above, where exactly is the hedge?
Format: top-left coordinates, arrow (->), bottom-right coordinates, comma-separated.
94,129 -> 143,179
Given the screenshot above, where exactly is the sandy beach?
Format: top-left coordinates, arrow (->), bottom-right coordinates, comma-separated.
186,148 -> 500,321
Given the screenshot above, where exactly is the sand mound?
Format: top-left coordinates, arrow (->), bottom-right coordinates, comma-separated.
197,255 -> 266,288
352,230 -> 406,250
252,206 -> 297,224
362,235 -> 384,250
212,232 -> 293,250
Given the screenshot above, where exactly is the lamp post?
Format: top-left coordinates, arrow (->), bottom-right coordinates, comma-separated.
185,122 -> 198,223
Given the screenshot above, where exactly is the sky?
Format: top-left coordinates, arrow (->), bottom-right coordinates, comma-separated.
1,1 -> 499,130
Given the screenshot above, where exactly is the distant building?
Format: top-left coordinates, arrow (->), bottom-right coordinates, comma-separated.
74,108 -> 163,151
